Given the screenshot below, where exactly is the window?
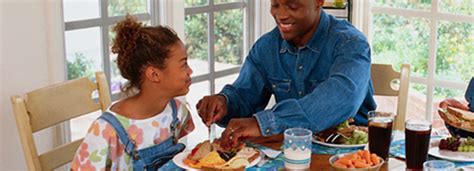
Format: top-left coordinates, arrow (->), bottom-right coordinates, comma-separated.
368,0 -> 474,135
63,0 -> 155,141
184,0 -> 253,147
63,1 -> 253,146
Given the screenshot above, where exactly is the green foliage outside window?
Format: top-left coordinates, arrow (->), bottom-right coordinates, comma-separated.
185,9 -> 244,65
371,2 -> 474,98
67,52 -> 94,80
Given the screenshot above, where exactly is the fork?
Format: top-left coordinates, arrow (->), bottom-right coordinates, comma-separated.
244,141 -> 282,167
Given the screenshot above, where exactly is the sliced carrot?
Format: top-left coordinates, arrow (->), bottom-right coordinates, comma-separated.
337,158 -> 353,166
333,161 -> 348,168
371,153 -> 380,165
354,161 -> 371,168
363,150 -> 371,162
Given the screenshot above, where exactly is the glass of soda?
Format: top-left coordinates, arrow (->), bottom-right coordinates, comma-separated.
368,111 -> 394,160
405,119 -> 432,170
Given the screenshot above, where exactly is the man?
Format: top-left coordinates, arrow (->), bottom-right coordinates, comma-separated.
197,0 -> 376,148
438,77 -> 474,137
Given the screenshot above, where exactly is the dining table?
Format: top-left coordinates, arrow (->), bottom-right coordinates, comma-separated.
249,134 -> 406,170
164,130 -> 474,170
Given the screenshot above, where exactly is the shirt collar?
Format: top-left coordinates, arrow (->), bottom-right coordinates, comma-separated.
280,10 -> 329,54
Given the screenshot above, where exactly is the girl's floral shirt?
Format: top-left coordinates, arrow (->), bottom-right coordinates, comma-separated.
71,100 -> 184,170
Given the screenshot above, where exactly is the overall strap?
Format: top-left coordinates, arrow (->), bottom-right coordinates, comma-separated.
169,99 -> 179,141
99,112 -> 139,160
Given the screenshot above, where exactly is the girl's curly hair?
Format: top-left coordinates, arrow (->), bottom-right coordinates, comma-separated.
111,15 -> 180,94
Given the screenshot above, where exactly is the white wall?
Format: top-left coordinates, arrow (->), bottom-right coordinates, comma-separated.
0,0 -> 64,170
0,1 -> 4,167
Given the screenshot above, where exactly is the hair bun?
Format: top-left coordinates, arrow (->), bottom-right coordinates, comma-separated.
112,15 -> 142,55
111,15 -> 143,79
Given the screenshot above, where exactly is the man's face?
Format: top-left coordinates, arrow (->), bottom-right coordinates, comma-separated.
270,0 -> 323,46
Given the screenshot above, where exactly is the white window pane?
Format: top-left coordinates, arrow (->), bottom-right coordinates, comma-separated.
108,0 -> 149,17
214,0 -> 242,4
439,0 -> 474,16
63,0 -> 100,22
214,9 -> 244,72
185,13 -> 209,76
371,14 -> 430,78
215,74 -> 238,94
407,83 -> 428,121
373,0 -> 431,10
65,27 -> 103,80
185,0 -> 208,7
436,21 -> 474,83
185,81 -> 210,148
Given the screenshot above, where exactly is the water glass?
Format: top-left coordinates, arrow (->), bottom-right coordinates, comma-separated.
405,119 -> 432,170
284,128 -> 312,170
423,160 -> 455,171
368,111 -> 394,160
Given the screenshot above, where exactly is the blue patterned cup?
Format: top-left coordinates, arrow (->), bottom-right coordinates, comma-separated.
284,128 -> 312,170
423,160 -> 455,171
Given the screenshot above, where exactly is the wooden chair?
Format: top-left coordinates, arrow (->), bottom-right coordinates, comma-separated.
371,64 -> 411,131
10,72 -> 112,171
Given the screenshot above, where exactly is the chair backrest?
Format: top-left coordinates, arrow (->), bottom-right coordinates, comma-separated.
371,64 -> 411,131
10,72 -> 111,171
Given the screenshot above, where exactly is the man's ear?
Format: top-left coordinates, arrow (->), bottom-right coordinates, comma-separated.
145,66 -> 161,83
316,0 -> 325,8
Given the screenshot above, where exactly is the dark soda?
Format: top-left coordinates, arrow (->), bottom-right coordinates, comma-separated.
368,117 -> 393,160
405,123 -> 431,170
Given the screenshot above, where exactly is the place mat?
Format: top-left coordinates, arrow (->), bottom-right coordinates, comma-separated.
311,142 -> 365,155
390,139 -> 474,167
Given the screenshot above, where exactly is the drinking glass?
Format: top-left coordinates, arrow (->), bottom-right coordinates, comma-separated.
368,111 -> 394,160
423,160 -> 455,171
405,119 -> 432,170
284,128 -> 312,170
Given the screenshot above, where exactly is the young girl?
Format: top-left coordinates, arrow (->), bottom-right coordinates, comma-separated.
72,15 -> 193,170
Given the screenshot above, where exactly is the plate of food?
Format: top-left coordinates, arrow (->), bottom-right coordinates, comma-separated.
172,140 -> 261,170
428,136 -> 474,162
329,150 -> 384,171
313,119 -> 368,148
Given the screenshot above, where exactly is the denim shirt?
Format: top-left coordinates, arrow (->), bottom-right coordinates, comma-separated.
466,77 -> 474,112
218,11 -> 377,136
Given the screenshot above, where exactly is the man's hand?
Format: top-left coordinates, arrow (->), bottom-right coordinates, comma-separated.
220,117 -> 263,149
439,98 -> 469,110
196,95 -> 228,127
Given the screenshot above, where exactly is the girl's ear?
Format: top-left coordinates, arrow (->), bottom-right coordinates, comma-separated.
145,66 -> 161,83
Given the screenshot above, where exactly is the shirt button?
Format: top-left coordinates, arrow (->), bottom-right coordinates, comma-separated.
298,65 -> 303,70
266,129 -> 270,133
272,84 -> 276,88
299,91 -> 303,96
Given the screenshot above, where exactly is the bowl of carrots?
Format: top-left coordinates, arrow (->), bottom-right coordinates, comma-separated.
329,150 -> 384,171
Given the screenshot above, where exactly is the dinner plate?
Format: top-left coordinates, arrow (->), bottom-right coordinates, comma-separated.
312,138 -> 367,148
428,138 -> 474,162
172,150 -> 261,170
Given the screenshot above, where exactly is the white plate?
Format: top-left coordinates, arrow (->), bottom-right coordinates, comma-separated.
172,150 -> 261,170
428,138 -> 474,162
312,138 -> 367,148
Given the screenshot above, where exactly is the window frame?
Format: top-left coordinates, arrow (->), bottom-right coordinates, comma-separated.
366,0 -> 474,121
64,0 -> 159,101
61,0 -> 159,146
184,0 -> 254,139
185,0 -> 254,94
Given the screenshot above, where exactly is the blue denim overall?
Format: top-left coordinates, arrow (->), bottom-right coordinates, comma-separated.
99,99 -> 185,170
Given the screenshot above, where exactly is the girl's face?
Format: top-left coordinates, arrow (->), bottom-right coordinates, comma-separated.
158,41 -> 193,96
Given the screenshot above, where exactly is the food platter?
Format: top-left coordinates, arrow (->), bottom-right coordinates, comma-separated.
172,150 -> 261,170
